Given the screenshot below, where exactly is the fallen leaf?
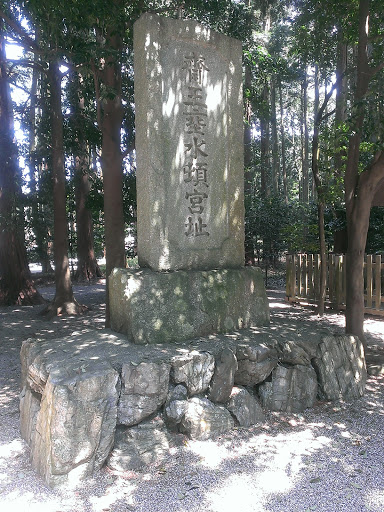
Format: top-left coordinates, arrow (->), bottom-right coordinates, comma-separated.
310,477 -> 321,484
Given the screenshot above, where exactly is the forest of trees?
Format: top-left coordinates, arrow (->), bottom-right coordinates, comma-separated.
0,0 -> 383,341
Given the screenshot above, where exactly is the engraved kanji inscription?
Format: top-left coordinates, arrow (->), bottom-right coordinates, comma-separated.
182,53 -> 209,85
185,189 -> 208,214
185,216 -> 210,237
183,162 -> 209,187
181,52 -> 210,237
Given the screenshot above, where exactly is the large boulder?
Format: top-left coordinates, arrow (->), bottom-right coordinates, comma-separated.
108,418 -> 172,471
171,351 -> 215,395
30,360 -> 119,487
118,361 -> 170,426
235,342 -> 278,386
208,348 -> 238,403
20,387 -> 41,446
277,339 -> 312,366
312,335 -> 367,400
226,387 -> 265,427
180,397 -> 234,440
163,384 -> 189,430
258,364 -> 318,413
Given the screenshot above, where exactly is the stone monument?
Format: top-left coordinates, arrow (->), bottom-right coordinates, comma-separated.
109,13 -> 269,344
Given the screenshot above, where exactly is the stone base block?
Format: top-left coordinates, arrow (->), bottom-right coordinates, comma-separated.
109,267 -> 270,344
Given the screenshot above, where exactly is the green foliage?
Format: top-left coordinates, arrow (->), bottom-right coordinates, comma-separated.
245,194 -> 320,259
366,207 -> 384,254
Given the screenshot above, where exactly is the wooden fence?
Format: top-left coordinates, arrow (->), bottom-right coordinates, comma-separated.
286,253 -> 384,317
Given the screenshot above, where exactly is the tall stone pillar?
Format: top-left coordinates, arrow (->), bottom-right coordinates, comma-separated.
109,13 -> 269,344
134,13 -> 244,271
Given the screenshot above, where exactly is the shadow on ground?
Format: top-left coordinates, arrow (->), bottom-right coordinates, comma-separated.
0,282 -> 383,511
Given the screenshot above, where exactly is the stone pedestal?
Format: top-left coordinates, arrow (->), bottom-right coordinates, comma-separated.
109,266 -> 270,344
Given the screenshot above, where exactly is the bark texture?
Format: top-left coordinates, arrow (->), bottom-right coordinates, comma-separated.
41,61 -> 83,315
100,14 -> 126,325
0,27 -> 44,306
344,0 -> 384,346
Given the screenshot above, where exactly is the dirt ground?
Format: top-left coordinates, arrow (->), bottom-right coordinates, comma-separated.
0,280 -> 384,512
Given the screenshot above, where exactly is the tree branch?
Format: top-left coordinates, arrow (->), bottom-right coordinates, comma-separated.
314,74 -> 344,127
0,9 -> 42,54
121,141 -> 135,159
370,61 -> 384,78
7,58 -> 45,72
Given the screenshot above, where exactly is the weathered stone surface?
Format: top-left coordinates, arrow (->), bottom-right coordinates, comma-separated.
108,418 -> 172,471
171,351 -> 214,395
19,329 -> 367,487
109,267 -> 270,344
312,335 -> 367,400
30,360 -> 119,488
235,342 -> 278,385
226,387 -> 265,427
134,13 -> 244,272
163,384 -> 188,429
208,348 -> 238,403
118,361 -> 170,426
258,364 -> 318,413
180,397 -> 234,440
278,339 -> 311,366
20,386 -> 41,446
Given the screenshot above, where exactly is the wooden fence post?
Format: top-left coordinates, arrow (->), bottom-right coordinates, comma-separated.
334,255 -> 343,309
298,254 -> 303,298
314,254 -> 320,300
328,254 -> 335,307
308,254 -> 314,299
375,254 -> 382,311
366,254 -> 373,309
286,254 -> 296,299
303,253 -> 308,298
342,254 -> 346,305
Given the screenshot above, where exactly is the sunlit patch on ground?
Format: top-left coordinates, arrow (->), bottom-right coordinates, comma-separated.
0,284 -> 383,511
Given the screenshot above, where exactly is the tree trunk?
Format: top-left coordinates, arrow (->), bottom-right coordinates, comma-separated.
101,21 -> 126,325
27,49 -> 53,274
270,77 -> 279,195
260,84 -> 270,198
74,151 -> 102,281
279,81 -> 288,204
0,27 -> 44,305
344,0 -> 384,346
300,73 -> 310,203
71,74 -> 102,282
42,61 -> 83,315
311,65 -> 326,316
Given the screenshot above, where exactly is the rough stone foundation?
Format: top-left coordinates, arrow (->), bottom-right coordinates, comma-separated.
20,329 -> 366,488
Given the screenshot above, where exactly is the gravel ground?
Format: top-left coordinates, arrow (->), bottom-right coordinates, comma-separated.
0,281 -> 383,512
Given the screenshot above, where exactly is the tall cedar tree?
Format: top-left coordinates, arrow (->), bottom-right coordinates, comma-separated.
0,24 -> 44,305
0,8 -> 83,314
42,59 -> 84,315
